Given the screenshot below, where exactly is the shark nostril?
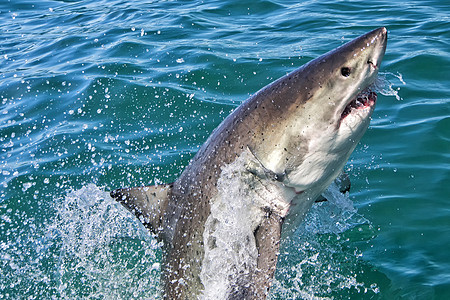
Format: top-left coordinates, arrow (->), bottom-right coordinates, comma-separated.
368,60 -> 377,69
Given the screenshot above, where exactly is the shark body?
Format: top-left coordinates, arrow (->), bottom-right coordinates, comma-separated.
111,27 -> 387,299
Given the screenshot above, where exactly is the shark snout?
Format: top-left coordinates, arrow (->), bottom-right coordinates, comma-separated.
368,27 -> 387,69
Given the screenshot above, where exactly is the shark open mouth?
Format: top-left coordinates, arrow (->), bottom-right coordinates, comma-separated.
341,87 -> 377,121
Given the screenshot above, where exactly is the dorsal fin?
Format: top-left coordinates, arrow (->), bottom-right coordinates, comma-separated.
110,184 -> 173,239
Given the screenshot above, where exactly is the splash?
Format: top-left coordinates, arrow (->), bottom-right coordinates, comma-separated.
0,184 -> 162,299
302,180 -> 364,235
375,72 -> 406,101
200,153 -> 265,299
270,181 -> 380,299
0,179 -> 379,299
51,184 -> 162,299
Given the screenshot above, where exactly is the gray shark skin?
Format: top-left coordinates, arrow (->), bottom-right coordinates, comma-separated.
111,27 -> 387,299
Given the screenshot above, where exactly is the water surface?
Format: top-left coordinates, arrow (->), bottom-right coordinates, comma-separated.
1,0 -> 449,299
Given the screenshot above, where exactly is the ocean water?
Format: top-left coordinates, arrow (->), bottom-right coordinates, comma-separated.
1,0 -> 449,299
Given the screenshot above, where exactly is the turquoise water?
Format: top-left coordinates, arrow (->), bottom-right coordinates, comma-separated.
1,0 -> 449,299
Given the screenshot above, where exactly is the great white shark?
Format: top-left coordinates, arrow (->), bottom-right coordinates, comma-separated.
111,27 -> 387,299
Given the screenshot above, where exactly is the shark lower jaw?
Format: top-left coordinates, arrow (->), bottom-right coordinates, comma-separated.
340,86 -> 377,122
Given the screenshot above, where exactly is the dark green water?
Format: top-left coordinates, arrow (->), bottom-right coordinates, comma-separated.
1,0 -> 449,299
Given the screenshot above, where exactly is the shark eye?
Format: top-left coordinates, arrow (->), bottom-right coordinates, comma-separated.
341,67 -> 351,77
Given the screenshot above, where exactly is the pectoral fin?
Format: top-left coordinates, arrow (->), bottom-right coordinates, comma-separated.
110,184 -> 172,238
253,210 -> 283,298
315,172 -> 351,203
228,210 -> 283,299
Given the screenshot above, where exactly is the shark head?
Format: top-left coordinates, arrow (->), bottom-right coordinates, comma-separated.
312,27 -> 387,143
251,27 -> 387,205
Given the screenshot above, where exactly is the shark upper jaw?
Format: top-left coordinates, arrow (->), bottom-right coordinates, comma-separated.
340,87 -> 377,122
